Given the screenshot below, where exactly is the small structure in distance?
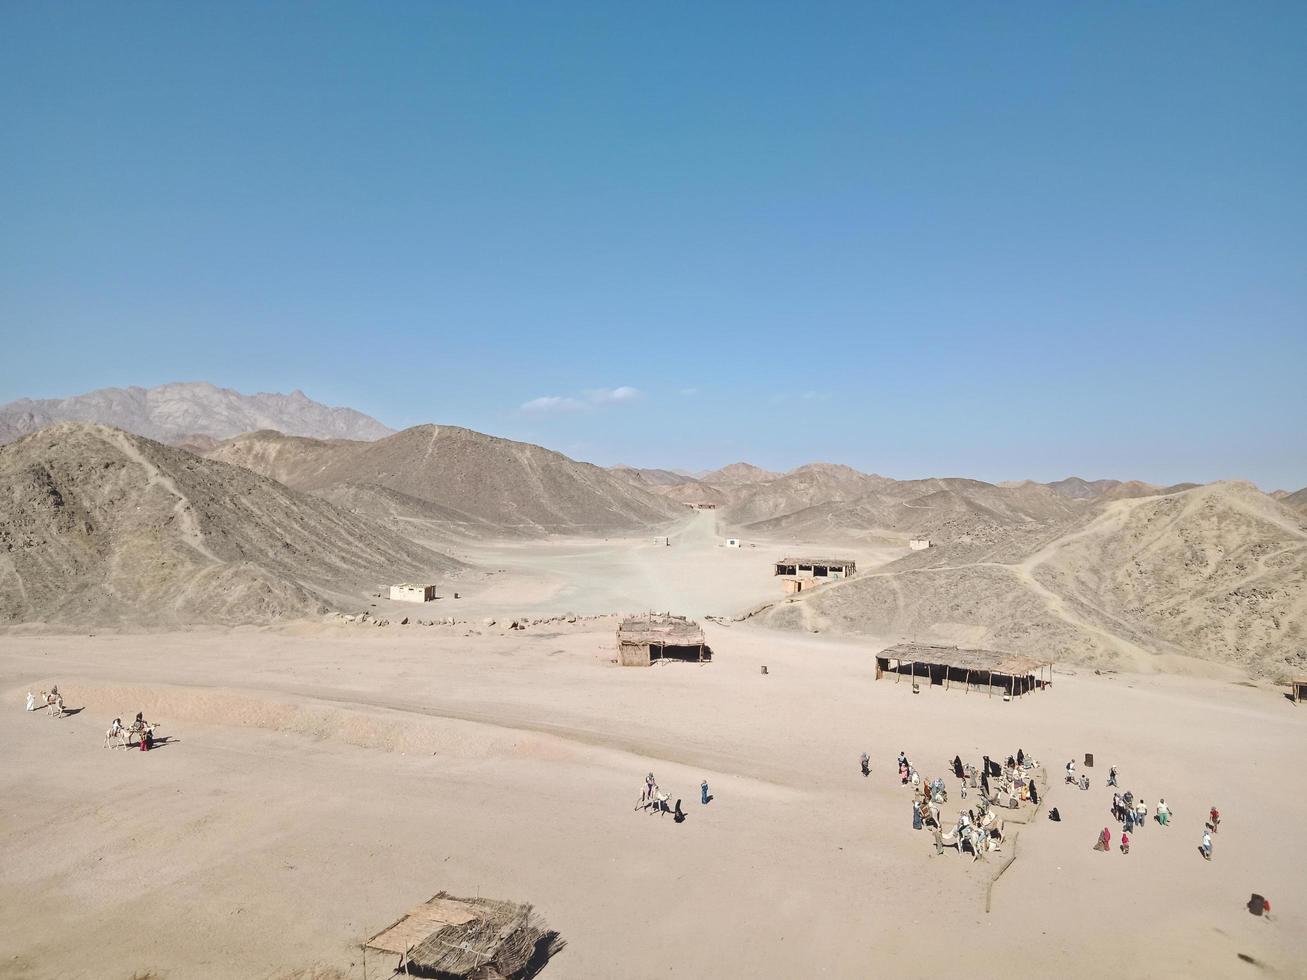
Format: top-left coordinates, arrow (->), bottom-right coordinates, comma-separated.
617,613 -> 709,666
773,556 -> 856,594
909,538 -> 931,550
685,502 -> 717,510
390,583 -> 437,603
1291,677 -> 1307,704
725,536 -> 741,548
364,891 -> 563,979
875,642 -> 1052,698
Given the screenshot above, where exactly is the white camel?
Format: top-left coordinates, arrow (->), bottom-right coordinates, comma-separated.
103,719 -> 128,749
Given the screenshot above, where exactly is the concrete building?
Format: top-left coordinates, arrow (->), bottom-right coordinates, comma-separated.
909,538 -> 931,551
725,537 -> 741,548
773,556 -> 857,594
390,583 -> 436,603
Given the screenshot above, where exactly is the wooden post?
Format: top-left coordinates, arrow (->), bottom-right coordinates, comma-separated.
965,668 -> 971,693
987,671 -> 992,697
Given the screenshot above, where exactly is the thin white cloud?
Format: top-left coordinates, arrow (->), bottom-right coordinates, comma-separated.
680,387 -> 699,397
520,385 -> 641,413
521,395 -> 587,413
587,385 -> 641,404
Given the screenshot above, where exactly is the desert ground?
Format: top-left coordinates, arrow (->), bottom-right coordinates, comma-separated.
3,517 -> 1304,980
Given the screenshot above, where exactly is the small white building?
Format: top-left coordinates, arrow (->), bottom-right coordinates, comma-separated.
390,583 -> 436,603
909,538 -> 931,551
725,537 -> 741,548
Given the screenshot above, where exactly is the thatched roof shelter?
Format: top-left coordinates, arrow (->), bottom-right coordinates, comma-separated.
365,891 -> 563,979
616,613 -> 708,666
875,643 -> 1052,697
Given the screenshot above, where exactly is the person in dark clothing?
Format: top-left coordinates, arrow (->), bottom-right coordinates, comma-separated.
1028,780 -> 1039,806
860,753 -> 871,777
952,755 -> 964,779
1018,748 -> 1025,767
981,769 -> 990,797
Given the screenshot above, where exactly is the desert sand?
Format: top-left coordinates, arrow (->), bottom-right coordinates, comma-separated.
3,519 -> 1304,980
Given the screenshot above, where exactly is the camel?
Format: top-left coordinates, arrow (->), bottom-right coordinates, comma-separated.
40,691 -> 65,718
103,719 -> 128,749
634,786 -> 670,814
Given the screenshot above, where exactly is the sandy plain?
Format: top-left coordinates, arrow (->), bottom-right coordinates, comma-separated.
2,515 -> 1304,980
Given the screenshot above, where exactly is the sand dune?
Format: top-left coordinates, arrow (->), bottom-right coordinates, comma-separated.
0,423 -> 458,626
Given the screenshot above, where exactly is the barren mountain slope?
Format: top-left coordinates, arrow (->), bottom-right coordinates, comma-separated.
608,466 -> 700,487
0,424 -> 457,626
714,463 -> 892,525
0,382 -> 393,444
700,462 -> 781,485
1030,482 -> 1307,677
753,483 -> 1306,678
745,479 -> 1086,559
208,425 -> 684,535
1282,487 -> 1307,513
1045,477 -> 1124,499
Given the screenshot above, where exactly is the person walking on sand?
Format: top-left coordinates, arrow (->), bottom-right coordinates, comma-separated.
1135,798 -> 1147,831
1156,799 -> 1171,826
1209,805 -> 1221,832
701,780 -> 710,804
1108,765 -> 1119,787
1120,831 -> 1130,854
1065,759 -> 1076,784
1094,827 -> 1111,852
861,753 -> 871,777
1200,828 -> 1213,861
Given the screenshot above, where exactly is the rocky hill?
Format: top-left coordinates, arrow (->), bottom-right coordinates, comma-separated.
0,382 -> 393,445
0,424 -> 458,626
206,425 -> 685,536
754,482 -> 1307,679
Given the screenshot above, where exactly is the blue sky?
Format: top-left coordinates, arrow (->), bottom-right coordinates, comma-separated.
2,3 -> 1304,488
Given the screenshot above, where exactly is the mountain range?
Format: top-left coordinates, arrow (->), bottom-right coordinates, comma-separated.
0,382 -> 394,445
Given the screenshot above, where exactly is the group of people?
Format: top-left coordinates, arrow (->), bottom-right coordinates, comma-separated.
104,712 -> 156,751
898,748 -> 1037,837
1091,765 -> 1219,861
26,685 -> 65,717
637,771 -> 710,823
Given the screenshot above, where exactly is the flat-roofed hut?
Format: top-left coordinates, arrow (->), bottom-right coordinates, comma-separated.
616,613 -> 708,666
364,891 -> 564,979
875,643 -> 1052,698
773,557 -> 857,579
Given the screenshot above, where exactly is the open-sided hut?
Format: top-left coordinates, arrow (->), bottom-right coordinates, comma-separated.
875,643 -> 1052,698
1292,677 -> 1307,704
616,613 -> 708,666
364,891 -> 563,979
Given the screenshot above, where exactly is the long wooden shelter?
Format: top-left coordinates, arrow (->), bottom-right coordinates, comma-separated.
616,613 -> 708,666
875,643 -> 1052,698
1292,677 -> 1307,704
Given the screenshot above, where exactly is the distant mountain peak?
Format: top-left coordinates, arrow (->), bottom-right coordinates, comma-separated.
0,382 -> 394,445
